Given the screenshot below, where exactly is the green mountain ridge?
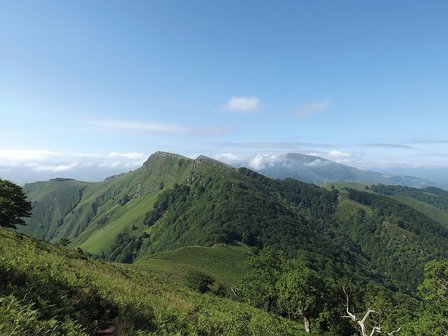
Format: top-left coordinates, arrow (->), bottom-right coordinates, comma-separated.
19,151 -> 448,294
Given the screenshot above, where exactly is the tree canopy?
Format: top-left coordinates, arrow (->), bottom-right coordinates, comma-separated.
0,179 -> 32,229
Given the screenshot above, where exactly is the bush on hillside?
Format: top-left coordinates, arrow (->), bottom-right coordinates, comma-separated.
184,270 -> 215,293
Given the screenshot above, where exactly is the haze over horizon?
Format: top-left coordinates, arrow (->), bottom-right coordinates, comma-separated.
1,1 -> 448,182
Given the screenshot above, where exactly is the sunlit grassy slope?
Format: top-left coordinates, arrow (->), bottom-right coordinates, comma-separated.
388,195 -> 448,228
20,178 -> 91,240
0,228 -> 304,336
136,244 -> 253,287
21,152 -> 196,255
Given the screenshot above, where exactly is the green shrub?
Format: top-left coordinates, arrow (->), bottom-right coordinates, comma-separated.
184,270 -> 215,293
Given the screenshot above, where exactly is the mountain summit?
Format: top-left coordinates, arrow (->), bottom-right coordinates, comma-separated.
231,152 -> 439,188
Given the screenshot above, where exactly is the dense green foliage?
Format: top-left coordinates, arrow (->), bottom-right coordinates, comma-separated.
414,260 -> 448,335
241,248 -> 448,336
241,248 -> 352,335
0,179 -> 32,228
340,188 -> 448,291
372,184 -> 448,212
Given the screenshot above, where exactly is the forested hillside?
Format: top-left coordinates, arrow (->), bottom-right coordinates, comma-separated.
19,152 -> 448,296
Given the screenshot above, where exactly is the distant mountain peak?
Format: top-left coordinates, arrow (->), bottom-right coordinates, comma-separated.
143,151 -> 192,166
151,151 -> 191,160
231,152 -> 439,188
284,152 -> 330,162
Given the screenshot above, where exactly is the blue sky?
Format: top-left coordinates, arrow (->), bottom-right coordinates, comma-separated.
1,1 -> 448,181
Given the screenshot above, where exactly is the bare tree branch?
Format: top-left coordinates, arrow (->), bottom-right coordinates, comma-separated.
343,287 -> 357,321
342,289 -> 400,336
387,328 -> 401,336
369,326 -> 381,336
360,309 -> 376,325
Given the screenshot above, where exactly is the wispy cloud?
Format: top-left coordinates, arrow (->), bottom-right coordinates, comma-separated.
225,96 -> 260,112
90,120 -> 224,136
363,143 -> 415,149
413,139 -> 448,144
30,163 -> 78,172
224,141 -> 333,150
296,100 -> 330,117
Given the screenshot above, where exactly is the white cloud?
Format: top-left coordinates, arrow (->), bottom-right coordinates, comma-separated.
248,156 -> 266,170
328,150 -> 351,159
226,96 -> 260,112
0,149 -> 59,162
95,120 -> 188,133
31,164 -> 77,172
304,159 -> 329,167
215,153 -> 240,162
296,100 -> 330,116
248,154 -> 278,170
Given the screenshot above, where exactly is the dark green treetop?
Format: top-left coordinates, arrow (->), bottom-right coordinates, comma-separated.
0,179 -> 32,229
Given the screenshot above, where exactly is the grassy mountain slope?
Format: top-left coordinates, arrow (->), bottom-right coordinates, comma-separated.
21,152 -> 448,293
21,152 -> 194,251
0,228 -> 305,335
19,178 -> 91,241
136,244 -> 252,287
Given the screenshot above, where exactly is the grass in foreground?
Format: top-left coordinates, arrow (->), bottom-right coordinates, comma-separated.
0,228 -> 304,335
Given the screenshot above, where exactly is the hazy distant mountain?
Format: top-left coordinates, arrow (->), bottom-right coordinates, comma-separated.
232,153 -> 442,188
374,166 -> 448,186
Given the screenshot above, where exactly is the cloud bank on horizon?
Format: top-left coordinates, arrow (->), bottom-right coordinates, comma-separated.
1,140 -> 448,184
0,149 -> 148,183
